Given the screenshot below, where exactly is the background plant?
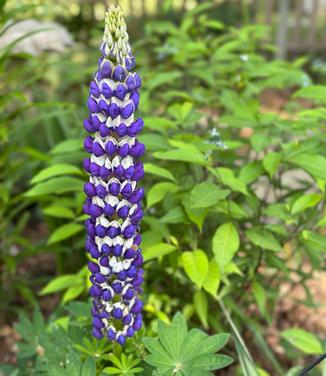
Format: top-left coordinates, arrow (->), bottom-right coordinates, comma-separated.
0,1 -> 325,375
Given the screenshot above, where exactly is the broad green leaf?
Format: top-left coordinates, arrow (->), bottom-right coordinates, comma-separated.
218,200 -> 249,219
161,206 -> 187,224
203,260 -> 220,296
263,203 -> 289,221
224,262 -> 243,276
147,71 -> 182,92
194,290 -> 208,328
47,223 -> 84,244
252,280 -> 266,315
246,227 -> 283,252
169,140 -> 199,152
281,328 -> 323,354
143,243 -> 177,262
31,164 -> 82,183
239,161 -> 264,184
301,230 -> 326,252
294,85 -> 326,104
286,154 -> 326,181
25,177 -> 83,197
291,194 -> 322,215
43,205 -> 75,219
144,163 -> 176,181
40,275 -> 83,295
262,152 -> 282,178
182,193 -> 208,231
62,284 -> 85,303
182,250 -> 209,288
298,107 -> 326,120
213,222 -> 240,270
250,133 -> 269,152
143,116 -> 176,133
143,216 -> 170,238
213,167 -> 248,195
221,91 -> 257,124
190,182 -> 229,209
154,149 -> 207,166
50,139 -> 82,154
181,102 -> 194,120
139,134 -> 171,151
147,182 -> 179,207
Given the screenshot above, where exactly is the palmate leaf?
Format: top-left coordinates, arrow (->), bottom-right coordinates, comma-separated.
143,313 -> 232,375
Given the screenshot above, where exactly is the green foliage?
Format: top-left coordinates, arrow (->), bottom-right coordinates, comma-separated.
143,313 -> 232,375
1,0 -> 325,375
281,328 -> 324,355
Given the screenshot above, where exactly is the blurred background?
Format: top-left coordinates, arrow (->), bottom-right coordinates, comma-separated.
0,0 -> 325,375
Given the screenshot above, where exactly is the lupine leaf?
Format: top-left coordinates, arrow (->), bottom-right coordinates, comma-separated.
81,358 -> 96,376
143,312 -> 232,374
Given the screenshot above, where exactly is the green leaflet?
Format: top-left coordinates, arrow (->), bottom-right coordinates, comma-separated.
143,313 -> 232,375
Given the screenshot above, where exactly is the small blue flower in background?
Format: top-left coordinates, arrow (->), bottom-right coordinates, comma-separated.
83,5 -> 144,345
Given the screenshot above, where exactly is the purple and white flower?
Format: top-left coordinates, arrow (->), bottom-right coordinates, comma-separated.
83,5 -> 144,345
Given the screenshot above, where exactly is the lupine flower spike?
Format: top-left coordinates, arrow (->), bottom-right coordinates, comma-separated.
83,5 -> 144,345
